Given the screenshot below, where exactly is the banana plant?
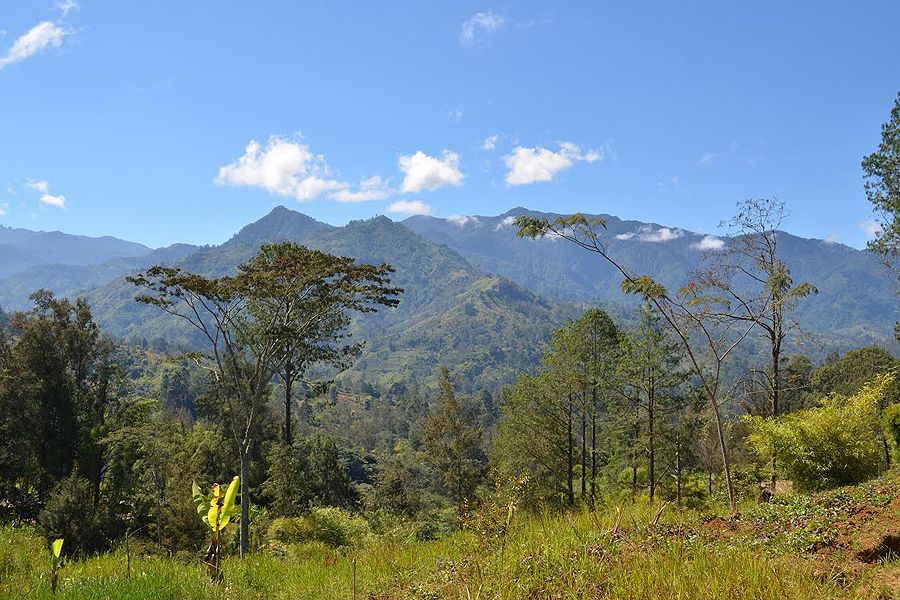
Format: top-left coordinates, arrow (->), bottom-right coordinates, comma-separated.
49,538 -> 63,593
192,476 -> 239,582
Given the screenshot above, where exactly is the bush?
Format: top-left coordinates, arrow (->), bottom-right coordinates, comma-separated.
267,507 -> 371,548
38,475 -> 105,554
882,402 -> 900,462
267,517 -> 312,544
264,438 -> 359,517
744,375 -> 893,492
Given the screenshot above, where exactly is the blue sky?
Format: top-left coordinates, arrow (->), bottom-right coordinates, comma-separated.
0,1 -> 898,249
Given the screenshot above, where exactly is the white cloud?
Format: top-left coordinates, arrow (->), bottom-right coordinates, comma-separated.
698,152 -> 715,166
692,235 -> 725,250
216,136 -> 352,202
0,21 -> 68,70
504,142 -> 601,186
495,215 -> 517,230
482,134 -> 498,150
641,227 -> 682,242
0,203 -> 8,216
40,193 -> 65,208
616,225 -> 683,243
398,150 -> 463,193
823,233 -> 840,245
26,179 -> 50,193
332,175 -> 389,202
447,214 -> 479,227
387,200 -> 432,216
460,11 -> 507,45
447,107 -> 463,123
859,220 -> 882,238
57,0 -> 79,16
24,179 -> 66,208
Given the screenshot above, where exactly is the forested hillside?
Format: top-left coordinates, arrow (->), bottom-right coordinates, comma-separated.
64,208 -> 579,390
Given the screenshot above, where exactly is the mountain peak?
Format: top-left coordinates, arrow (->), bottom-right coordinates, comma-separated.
227,206 -> 333,246
503,206 -> 532,216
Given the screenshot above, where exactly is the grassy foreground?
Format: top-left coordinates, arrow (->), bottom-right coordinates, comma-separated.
9,473 -> 900,599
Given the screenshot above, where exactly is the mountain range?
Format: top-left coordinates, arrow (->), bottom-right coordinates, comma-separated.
404,208 -> 897,350
0,206 -> 895,390
0,225 -> 152,278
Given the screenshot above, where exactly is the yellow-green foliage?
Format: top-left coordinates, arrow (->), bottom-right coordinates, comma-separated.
745,374 -> 894,492
267,508 -> 372,548
882,400 -> 900,461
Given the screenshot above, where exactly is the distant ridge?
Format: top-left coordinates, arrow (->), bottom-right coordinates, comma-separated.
0,224 -> 152,278
403,208 -> 898,351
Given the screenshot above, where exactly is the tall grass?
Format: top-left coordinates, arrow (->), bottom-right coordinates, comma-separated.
0,502 -> 839,599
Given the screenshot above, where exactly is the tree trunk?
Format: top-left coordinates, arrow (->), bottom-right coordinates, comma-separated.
675,427 -> 682,508
631,464 -> 637,503
770,332 -> 780,489
567,394 -> 574,507
648,384 -> 655,505
590,385 -> 597,509
710,388 -> 736,513
581,398 -> 586,500
283,361 -> 294,445
239,447 -> 250,557
155,473 -> 164,550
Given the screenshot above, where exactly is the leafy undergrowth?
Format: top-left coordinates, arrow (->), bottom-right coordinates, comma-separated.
7,474 -> 900,599
700,470 -> 900,598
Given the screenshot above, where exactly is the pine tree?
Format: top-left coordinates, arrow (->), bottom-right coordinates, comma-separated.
422,366 -> 485,518
616,304 -> 688,504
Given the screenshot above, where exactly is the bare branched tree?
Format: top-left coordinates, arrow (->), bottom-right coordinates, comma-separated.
516,213 -> 770,513
694,198 -> 816,485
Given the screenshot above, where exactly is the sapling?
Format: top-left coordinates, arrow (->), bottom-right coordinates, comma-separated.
49,538 -> 63,593
192,476 -> 239,583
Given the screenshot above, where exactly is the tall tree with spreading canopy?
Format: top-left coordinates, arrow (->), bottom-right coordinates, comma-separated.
128,242 -> 400,555
241,244 -> 398,444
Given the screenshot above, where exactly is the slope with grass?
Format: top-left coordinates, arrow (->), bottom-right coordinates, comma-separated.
9,472 -> 900,599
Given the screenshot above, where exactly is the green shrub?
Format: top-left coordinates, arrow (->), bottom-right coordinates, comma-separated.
882,401 -> 900,462
267,517 -> 313,545
305,507 -> 371,547
38,475 -> 105,554
730,464 -> 767,502
744,375 -> 893,492
267,508 -> 371,548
